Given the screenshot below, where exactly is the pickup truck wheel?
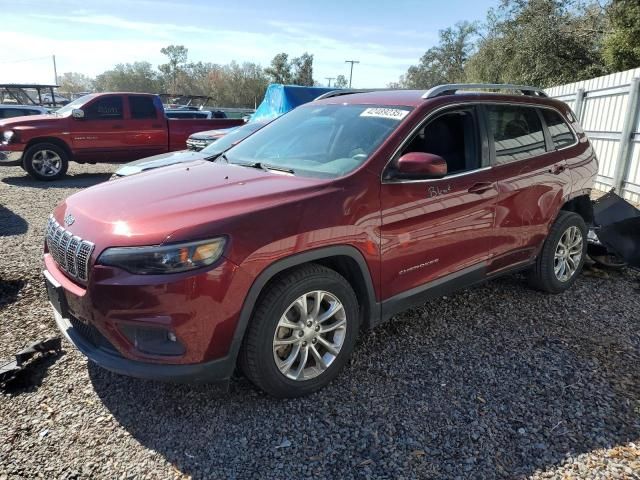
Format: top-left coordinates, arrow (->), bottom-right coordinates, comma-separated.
239,264 -> 359,398
23,143 -> 69,181
529,211 -> 587,293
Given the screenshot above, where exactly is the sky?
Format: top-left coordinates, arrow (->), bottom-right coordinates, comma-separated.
0,0 -> 498,88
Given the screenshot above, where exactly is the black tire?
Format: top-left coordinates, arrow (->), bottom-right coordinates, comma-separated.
529,211 -> 587,293
22,142 -> 69,181
239,264 -> 359,398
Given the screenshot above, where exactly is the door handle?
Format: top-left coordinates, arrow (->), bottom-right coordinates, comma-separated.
549,164 -> 566,174
468,182 -> 493,194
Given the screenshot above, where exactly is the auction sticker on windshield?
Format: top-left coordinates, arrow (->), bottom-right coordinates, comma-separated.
360,108 -> 409,121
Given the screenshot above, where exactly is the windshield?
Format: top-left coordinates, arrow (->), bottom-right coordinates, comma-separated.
55,94 -> 95,116
225,104 -> 412,178
201,121 -> 267,157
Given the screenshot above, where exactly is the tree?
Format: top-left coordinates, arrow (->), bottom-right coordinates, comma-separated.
603,0 -> 640,71
291,53 -> 314,86
58,72 -> 94,94
465,0 -> 607,87
264,53 -> 293,84
398,22 -> 478,89
94,62 -> 161,93
334,75 -> 348,88
159,45 -> 189,93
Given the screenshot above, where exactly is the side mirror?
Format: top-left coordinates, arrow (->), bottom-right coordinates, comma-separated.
396,152 -> 447,178
71,109 -> 85,119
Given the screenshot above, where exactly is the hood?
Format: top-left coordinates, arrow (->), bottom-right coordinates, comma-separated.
190,127 -> 238,140
55,160 -> 328,251
0,114 -> 60,130
114,150 -> 206,177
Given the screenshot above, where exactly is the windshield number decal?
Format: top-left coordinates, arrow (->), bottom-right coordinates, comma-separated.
360,108 -> 409,121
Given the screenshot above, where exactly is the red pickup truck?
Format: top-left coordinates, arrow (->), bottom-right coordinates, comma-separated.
0,93 -> 243,180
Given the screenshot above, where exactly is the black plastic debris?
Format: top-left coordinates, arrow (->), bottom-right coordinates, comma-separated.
0,337 -> 62,388
591,191 -> 640,270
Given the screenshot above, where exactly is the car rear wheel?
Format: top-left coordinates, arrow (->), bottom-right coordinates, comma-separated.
239,264 -> 359,398
23,142 -> 69,181
529,211 -> 587,293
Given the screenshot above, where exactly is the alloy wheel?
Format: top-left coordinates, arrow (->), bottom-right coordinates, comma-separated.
31,150 -> 63,177
554,225 -> 583,282
272,290 -> 347,381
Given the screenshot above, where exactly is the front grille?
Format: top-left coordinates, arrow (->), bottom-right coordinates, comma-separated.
68,315 -> 118,353
45,216 -> 95,282
186,138 -> 211,151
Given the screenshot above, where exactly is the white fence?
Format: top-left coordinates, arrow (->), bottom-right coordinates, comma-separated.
547,68 -> 640,204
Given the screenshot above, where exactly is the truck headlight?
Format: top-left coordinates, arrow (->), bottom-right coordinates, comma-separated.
98,238 -> 226,274
2,130 -> 15,143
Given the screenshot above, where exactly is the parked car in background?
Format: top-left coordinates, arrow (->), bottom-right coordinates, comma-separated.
184,84 -> 335,151
186,127 -> 238,151
0,105 -> 50,119
0,92 -> 243,180
165,109 -> 228,120
43,84 -> 597,398
113,120 -> 270,177
42,93 -> 70,105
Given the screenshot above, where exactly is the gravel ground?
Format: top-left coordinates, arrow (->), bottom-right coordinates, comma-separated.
1,162 -> 639,479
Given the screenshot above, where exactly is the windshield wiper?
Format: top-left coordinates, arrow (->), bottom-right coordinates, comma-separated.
204,151 -> 225,162
262,163 -> 295,174
229,160 -> 295,175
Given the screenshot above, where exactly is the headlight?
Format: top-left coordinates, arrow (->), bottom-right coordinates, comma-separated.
98,238 -> 226,274
2,130 -> 15,143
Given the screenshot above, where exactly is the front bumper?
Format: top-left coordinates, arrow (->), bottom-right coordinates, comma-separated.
0,150 -> 23,166
43,251 -> 254,383
51,306 -> 236,383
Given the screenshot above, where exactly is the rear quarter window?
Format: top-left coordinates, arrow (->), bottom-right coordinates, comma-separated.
487,105 -> 546,164
541,109 -> 576,150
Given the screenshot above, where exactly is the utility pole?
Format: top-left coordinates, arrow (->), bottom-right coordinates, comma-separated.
325,77 -> 335,87
344,60 -> 359,88
52,55 -> 58,85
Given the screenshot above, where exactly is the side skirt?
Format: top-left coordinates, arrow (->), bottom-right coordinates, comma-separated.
376,260 -> 534,327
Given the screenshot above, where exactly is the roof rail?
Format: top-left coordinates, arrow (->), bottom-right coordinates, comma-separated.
314,89 -> 382,101
422,83 -> 547,99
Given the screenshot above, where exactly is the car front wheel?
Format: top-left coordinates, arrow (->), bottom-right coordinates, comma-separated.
23,142 -> 69,181
239,264 -> 359,398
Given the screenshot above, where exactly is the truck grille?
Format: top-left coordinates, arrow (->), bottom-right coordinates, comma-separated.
45,216 -> 95,282
186,138 -> 211,151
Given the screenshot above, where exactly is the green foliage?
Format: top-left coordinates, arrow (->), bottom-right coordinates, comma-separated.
397,0 -> 630,88
264,52 -> 315,86
58,72 -> 94,94
334,75 -> 348,88
159,45 -> 189,93
94,62 -> 161,93
399,22 -> 478,89
466,0 -> 607,87
291,53 -> 314,86
265,53 -> 293,84
603,0 -> 640,71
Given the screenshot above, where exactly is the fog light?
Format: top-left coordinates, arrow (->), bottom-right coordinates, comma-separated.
120,325 -> 185,356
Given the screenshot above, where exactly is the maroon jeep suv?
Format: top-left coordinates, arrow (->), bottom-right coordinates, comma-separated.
43,84 -> 597,397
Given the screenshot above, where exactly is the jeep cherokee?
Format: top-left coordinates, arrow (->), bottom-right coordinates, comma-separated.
43,84 -> 597,397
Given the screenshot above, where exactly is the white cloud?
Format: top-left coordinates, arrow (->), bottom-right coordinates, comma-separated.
0,12 -> 424,87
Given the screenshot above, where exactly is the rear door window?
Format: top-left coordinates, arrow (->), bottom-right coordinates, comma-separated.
486,105 -> 546,163
541,109 -> 576,150
129,96 -> 157,119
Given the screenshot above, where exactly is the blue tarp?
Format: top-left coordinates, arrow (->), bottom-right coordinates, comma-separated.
250,84 -> 335,122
